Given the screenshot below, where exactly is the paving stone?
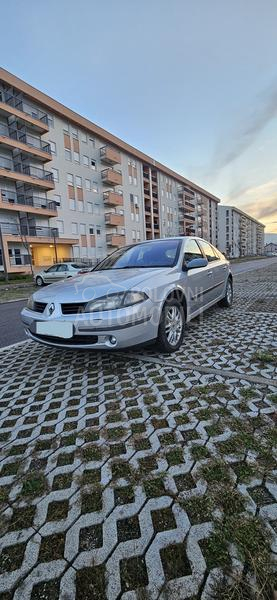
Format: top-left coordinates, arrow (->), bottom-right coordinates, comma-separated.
0,264 -> 277,597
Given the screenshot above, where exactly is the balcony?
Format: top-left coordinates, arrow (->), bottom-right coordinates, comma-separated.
100,145 -> 121,165
106,234 -> 125,247
101,168 -> 122,186
184,213 -> 195,222
103,190 -> 123,207
0,123 -> 51,161
0,155 -> 54,189
105,212 -> 124,227
0,92 -> 49,133
0,189 -> 57,217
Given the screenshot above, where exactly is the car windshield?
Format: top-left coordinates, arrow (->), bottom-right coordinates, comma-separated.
94,240 -> 181,270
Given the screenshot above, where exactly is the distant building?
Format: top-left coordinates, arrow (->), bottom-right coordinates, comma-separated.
264,242 -> 277,255
218,206 -> 265,258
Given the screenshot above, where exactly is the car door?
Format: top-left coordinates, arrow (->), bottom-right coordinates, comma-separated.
198,240 -> 226,303
44,265 -> 59,283
56,264 -> 69,280
180,238 -> 211,316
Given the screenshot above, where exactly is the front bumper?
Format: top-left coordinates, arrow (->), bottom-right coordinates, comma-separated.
21,301 -> 159,349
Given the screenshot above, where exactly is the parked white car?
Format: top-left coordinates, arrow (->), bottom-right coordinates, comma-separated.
35,262 -> 89,286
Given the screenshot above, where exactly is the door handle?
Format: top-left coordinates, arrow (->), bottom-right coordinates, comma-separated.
208,271 -> 213,276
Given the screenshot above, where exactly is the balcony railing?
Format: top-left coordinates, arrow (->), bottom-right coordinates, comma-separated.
0,189 -> 57,212
105,212 -> 124,226
101,168 -> 122,186
100,145 -> 121,165
103,190 -> 123,206
0,155 -> 54,181
2,93 -> 49,125
0,222 -> 59,238
14,163 -> 54,181
0,123 -> 51,154
106,233 -> 125,247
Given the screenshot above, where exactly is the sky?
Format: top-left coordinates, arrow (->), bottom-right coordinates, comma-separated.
1,0 -> 277,233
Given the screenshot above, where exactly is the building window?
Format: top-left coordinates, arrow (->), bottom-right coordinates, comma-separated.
85,178 -> 91,191
49,141 -> 56,154
78,200 -> 84,212
92,182 -> 98,193
91,159 -> 96,170
67,173 -> 74,185
96,227 -> 101,235
63,122 -> 69,132
53,194 -> 61,206
65,149 -> 71,161
71,126 -> 78,138
74,151 -> 80,163
137,231 -> 141,241
75,176 -> 82,188
87,202 -> 93,213
56,219 -> 64,234
71,222 -> 78,234
81,131 -> 87,143
80,223 -> 86,234
89,137 -> 95,147
89,226 -> 94,235
52,168 -> 59,182
70,198 -> 76,211
94,204 -> 100,215
83,155 -> 89,167
132,230 -> 136,241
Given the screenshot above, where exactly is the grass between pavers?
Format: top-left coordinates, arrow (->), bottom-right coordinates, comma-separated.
0,353 -> 277,597
0,285 -> 37,302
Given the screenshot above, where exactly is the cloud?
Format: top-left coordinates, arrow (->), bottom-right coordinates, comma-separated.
211,82 -> 277,171
224,178 -> 277,232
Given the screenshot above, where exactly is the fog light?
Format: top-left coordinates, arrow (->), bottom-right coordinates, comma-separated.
109,336 -> 117,346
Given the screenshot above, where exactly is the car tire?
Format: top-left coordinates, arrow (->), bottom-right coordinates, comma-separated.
219,277 -> 233,308
157,298 -> 185,353
36,276 -> 44,287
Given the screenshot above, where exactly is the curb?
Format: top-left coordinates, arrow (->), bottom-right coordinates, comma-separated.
0,297 -> 28,305
0,339 -> 30,352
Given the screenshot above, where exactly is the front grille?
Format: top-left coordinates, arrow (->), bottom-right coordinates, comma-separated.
34,333 -> 98,345
33,301 -> 47,313
61,302 -> 87,315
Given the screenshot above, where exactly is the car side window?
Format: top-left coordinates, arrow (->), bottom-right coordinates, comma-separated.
46,265 -> 58,272
184,239 -> 204,263
57,264 -> 68,272
199,240 -> 218,262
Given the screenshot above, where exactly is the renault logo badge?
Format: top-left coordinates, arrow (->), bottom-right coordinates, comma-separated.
48,302 -> 55,315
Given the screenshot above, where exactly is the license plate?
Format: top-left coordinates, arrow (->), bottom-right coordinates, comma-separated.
36,321 -> 73,339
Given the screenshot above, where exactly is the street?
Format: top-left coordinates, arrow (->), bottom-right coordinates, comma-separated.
0,257 -> 277,349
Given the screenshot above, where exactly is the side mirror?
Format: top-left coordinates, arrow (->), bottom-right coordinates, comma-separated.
183,257 -> 208,271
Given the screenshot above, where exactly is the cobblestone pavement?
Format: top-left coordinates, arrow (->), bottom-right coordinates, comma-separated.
0,265 -> 276,599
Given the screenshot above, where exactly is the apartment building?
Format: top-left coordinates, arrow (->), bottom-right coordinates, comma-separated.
0,68 -> 220,274
218,206 -> 265,258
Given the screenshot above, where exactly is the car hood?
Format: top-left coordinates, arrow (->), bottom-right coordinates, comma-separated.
32,267 -> 172,303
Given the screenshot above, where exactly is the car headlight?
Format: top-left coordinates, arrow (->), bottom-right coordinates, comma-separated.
27,296 -> 34,310
85,291 -> 148,312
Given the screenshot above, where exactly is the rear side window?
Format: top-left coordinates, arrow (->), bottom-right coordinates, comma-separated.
57,264 -> 68,272
71,263 -> 83,269
46,265 -> 58,272
199,240 -> 219,262
184,239 -> 203,263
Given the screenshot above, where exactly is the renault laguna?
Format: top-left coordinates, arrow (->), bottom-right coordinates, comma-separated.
21,237 -> 233,353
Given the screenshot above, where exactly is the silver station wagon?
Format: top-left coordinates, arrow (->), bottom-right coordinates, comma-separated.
21,237 -> 233,353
